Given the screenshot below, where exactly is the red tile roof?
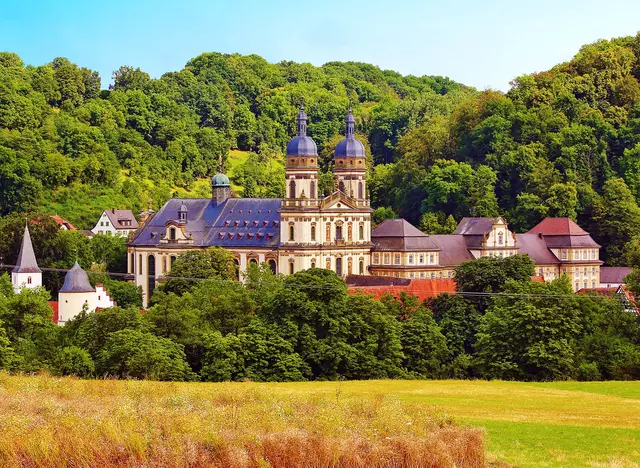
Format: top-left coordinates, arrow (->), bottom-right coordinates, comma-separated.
349,278 -> 457,302
527,218 -> 588,236
50,215 -> 77,230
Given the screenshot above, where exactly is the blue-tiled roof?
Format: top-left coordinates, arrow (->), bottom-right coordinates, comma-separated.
129,197 -> 281,249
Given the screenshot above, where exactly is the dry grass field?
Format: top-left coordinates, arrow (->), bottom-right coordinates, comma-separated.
0,373 -> 484,468
1,374 -> 639,467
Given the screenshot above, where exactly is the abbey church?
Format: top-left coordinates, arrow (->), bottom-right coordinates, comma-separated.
128,107 -> 603,306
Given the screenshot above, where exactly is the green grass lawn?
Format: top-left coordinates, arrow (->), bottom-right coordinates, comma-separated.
264,380 -> 640,467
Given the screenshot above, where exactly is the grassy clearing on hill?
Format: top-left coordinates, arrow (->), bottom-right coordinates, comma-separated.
0,374 -> 484,468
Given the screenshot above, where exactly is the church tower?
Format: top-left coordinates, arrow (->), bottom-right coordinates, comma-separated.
12,223 -> 42,293
283,104 -> 319,204
333,108 -> 368,205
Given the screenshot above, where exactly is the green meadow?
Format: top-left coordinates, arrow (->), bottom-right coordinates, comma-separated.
266,380 -> 640,467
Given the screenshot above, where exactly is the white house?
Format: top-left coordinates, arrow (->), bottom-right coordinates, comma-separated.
92,209 -> 138,237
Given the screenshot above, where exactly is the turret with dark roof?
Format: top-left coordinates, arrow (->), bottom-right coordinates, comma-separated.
59,262 -> 94,293
13,224 -> 41,274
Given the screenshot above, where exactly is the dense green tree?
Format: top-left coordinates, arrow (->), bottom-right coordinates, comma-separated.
160,247 -> 236,296
53,346 -> 95,377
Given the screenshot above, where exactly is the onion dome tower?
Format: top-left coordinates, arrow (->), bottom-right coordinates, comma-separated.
333,108 -> 367,202
12,223 -> 42,293
284,104 -> 319,201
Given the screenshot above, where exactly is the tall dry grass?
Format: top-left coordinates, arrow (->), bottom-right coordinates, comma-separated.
0,373 -> 485,467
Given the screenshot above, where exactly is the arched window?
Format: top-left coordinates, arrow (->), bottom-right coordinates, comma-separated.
234,259 -> 240,280
139,254 -> 143,273
289,225 -> 295,241
358,182 -> 363,199
268,259 -> 277,274
336,225 -> 343,240
311,260 -> 316,269
289,180 -> 296,199
27,276 -> 32,284
169,227 -> 176,241
359,258 -> 364,275
289,262 -> 295,275
311,225 -> 316,241
310,180 -> 316,199
130,253 -> 134,273
249,258 -> 258,266
170,256 -> 177,267
359,224 -> 364,240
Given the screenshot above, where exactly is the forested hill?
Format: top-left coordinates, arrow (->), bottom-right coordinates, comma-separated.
2,32 -> 640,265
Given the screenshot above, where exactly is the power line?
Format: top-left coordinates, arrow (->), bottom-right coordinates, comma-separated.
0,263 -> 633,303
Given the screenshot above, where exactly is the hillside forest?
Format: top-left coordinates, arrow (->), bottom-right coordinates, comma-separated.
2,33 -> 640,269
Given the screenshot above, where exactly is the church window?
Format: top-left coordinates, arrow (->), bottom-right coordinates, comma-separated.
268,259 -> 277,273
336,225 -> 343,241
408,255 -> 414,264
139,254 -> 143,273
289,262 -> 294,275
394,254 -> 401,265
250,258 -> 258,266
289,180 -> 296,199
130,253 -> 134,273
169,227 -> 176,241
335,258 -> 343,276
311,225 -> 316,241
359,224 -> 364,240
311,260 -> 316,269
170,256 -> 177,266
163,258 -> 167,273
27,277 -> 32,284
359,258 -> 364,275
358,182 -> 363,199
498,232 -> 504,245
310,180 -> 316,199
234,259 -> 240,280
289,225 -> 295,241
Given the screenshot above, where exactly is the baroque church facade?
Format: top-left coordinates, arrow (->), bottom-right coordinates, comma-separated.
128,107 -> 602,306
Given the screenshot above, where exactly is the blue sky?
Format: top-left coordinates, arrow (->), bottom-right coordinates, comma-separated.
1,0 -> 639,91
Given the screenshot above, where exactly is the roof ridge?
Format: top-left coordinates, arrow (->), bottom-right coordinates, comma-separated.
13,223 -> 41,274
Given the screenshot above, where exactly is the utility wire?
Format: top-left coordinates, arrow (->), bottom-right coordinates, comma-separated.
0,263 -> 633,303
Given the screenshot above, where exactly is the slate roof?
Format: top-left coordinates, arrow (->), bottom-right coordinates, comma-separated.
516,233 -> 560,264
129,197 -> 282,249
372,219 -> 440,252
429,235 -> 475,266
600,267 -> 632,284
104,209 -> 139,230
453,217 -> 499,235
13,224 -> 41,274
59,262 -> 94,293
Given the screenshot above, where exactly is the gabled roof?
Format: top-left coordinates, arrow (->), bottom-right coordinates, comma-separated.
527,218 -> 588,236
50,215 -> 77,230
600,267 -> 632,284
453,217 -> 504,236
348,278 -> 457,302
13,224 -> 41,274
346,275 -> 411,287
103,209 -> 139,230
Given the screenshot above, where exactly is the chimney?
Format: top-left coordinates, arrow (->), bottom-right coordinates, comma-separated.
112,208 -> 115,214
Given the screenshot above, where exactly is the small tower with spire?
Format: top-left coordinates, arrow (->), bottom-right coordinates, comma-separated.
12,223 -> 42,293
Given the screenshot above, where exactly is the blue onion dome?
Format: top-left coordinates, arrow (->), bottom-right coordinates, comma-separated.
286,104 -> 318,156
212,173 -> 230,187
60,262 -> 94,293
334,108 -> 365,159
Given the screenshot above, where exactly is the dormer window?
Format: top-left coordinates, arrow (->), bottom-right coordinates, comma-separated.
169,227 -> 176,241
